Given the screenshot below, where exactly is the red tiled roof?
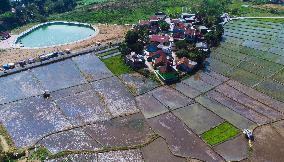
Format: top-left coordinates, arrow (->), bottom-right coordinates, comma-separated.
185,28 -> 196,35
149,50 -> 166,58
150,35 -> 170,43
150,50 -> 167,66
150,16 -> 159,21
158,62 -> 173,73
176,57 -> 196,68
195,31 -> 203,37
139,20 -> 150,26
156,50 -> 166,56
154,54 -> 167,65
176,57 -> 188,65
171,19 -> 186,29
158,65 -> 168,73
173,32 -> 184,39
176,22 -> 186,29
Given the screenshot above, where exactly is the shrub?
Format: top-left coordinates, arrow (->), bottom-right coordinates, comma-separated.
158,21 -> 170,31
187,50 -> 208,63
175,40 -> 188,50
119,43 -> 131,56
176,49 -> 208,63
176,49 -> 189,58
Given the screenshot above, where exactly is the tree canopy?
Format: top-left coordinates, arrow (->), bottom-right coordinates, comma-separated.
124,28 -> 149,54
0,0 -> 77,31
158,21 -> 170,31
197,0 -> 231,17
0,0 -> 11,14
193,0 -> 231,27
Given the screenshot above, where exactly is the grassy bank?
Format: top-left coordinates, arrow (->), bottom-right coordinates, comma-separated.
48,0 -> 284,25
10,23 -> 40,35
49,0 -> 197,24
102,55 -> 132,75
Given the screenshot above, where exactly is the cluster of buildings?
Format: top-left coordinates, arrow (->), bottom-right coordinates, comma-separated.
125,12 -> 211,84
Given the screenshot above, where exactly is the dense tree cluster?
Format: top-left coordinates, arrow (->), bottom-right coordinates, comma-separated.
0,0 -> 77,31
191,0 -> 226,47
193,0 -> 232,28
204,24 -> 224,46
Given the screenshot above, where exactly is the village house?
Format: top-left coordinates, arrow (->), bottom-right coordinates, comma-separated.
196,42 -> 209,53
125,52 -> 145,69
138,20 -> 151,27
152,50 -> 168,68
181,13 -> 196,24
150,35 -> 171,46
155,12 -> 167,20
148,16 -> 160,34
171,19 -> 186,40
185,28 -> 198,43
176,57 -> 198,73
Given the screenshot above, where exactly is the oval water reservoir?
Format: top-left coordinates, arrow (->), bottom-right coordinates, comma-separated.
15,22 -> 97,48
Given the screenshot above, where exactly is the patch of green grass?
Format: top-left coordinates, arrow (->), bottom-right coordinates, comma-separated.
228,0 -> 284,17
29,147 -> 51,161
201,122 -> 240,146
233,54 -> 283,79
136,69 -> 161,84
49,0 -> 196,25
102,55 -> 132,75
10,22 -> 40,35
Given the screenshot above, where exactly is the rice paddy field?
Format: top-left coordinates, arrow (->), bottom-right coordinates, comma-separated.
209,18 -> 284,102
1,18 -> 284,161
